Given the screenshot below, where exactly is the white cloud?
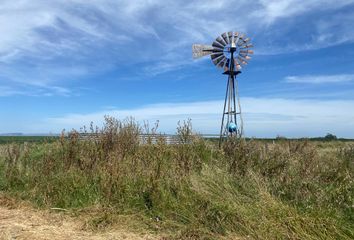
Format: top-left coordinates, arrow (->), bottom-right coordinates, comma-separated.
255,0 -> 354,23
1,0 -> 353,61
0,63 -> 91,96
42,98 -> 354,138
285,74 -> 354,84
0,86 -> 25,96
0,84 -> 72,97
314,12 -> 354,47
0,0 -> 354,94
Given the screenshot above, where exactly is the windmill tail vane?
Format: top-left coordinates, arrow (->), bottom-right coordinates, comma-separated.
192,31 -> 253,146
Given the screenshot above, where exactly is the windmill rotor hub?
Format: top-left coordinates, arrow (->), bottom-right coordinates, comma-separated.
230,41 -> 236,52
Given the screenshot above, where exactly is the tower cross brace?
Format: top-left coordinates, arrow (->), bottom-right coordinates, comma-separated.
219,48 -> 243,146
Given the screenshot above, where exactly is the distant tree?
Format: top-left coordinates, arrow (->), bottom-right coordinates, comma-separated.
276,135 -> 287,140
324,133 -> 337,141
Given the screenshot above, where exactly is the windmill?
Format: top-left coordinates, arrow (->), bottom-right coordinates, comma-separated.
192,31 -> 253,145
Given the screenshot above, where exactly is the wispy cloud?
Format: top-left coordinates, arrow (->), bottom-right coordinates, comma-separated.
1,0 -> 354,95
43,98 -> 354,138
1,1 -> 354,61
284,74 -> 354,84
0,63 -> 91,96
255,0 -> 354,24
0,86 -> 25,97
0,84 -> 72,97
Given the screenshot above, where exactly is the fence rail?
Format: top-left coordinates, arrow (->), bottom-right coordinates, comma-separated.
78,133 -> 220,145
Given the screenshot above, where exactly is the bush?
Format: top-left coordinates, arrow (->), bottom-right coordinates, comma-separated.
324,133 -> 337,141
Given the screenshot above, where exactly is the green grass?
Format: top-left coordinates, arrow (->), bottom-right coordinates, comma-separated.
0,116 -> 353,239
0,136 -> 58,144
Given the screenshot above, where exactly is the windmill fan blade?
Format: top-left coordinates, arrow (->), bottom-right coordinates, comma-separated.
240,44 -> 253,49
237,38 -> 245,46
239,42 -> 248,49
239,50 -> 250,57
218,58 -> 227,68
235,61 -> 242,70
244,55 -> 251,60
234,36 -> 239,46
240,49 -> 254,54
239,39 -> 247,47
192,44 -> 214,59
222,32 -> 229,44
211,53 -> 224,60
233,32 -> 239,45
216,36 -> 226,46
239,53 -> 247,58
211,55 -> 225,67
237,56 -> 248,65
211,52 -> 223,57
228,31 -> 233,45
237,34 -> 245,45
215,56 -> 227,68
212,47 -> 224,53
212,41 -> 224,49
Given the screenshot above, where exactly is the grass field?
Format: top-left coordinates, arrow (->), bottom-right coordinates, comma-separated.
0,117 -> 353,239
0,136 -> 58,145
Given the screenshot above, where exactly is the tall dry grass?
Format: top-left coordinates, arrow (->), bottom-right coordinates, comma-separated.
0,116 -> 353,239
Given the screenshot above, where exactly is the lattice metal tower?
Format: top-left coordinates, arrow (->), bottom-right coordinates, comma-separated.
192,31 -> 253,145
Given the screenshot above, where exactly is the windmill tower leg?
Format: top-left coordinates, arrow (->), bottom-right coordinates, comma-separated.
219,71 -> 242,147
219,77 -> 229,146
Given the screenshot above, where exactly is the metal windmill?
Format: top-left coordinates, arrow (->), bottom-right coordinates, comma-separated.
192,31 -> 253,145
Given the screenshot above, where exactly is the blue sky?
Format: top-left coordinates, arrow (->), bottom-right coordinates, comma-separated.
1,0 -> 354,137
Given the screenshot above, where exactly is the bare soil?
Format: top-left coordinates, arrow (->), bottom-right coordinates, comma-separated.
0,197 -> 157,240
